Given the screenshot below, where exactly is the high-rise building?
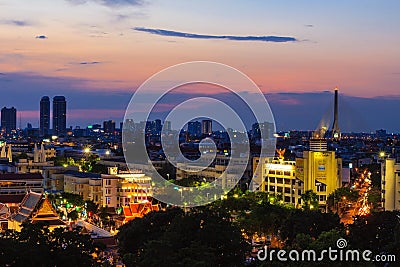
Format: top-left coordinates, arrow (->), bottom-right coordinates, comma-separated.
201,119 -> 212,135
40,96 -> 50,136
1,107 -> 17,134
296,139 -> 342,209
381,158 -> 400,211
52,96 -> 66,136
154,119 -> 162,134
103,120 -> 116,135
164,121 -> 172,132
188,121 -> 201,137
252,121 -> 275,140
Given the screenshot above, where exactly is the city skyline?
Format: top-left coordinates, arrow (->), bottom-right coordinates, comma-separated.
0,0 -> 399,131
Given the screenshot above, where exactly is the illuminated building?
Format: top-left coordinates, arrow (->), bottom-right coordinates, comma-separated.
16,143 -> 55,173
0,173 -> 44,196
296,139 -> 342,209
253,153 -> 303,207
63,171 -> 102,205
381,158 -> 400,211
1,107 -> 16,134
102,167 -> 152,208
8,192 -> 65,231
0,143 -> 13,163
53,96 -> 67,136
176,154 -> 252,190
40,96 -> 50,136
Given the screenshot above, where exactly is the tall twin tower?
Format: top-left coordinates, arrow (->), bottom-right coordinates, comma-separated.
40,96 -> 66,137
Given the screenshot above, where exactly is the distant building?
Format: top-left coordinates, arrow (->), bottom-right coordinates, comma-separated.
1,107 -> 17,134
16,144 -> 55,173
188,121 -> 201,137
296,139 -> 342,209
53,96 -> 66,136
376,129 -> 387,140
201,119 -> 212,135
252,121 -> 275,140
164,120 -> 172,131
40,96 -> 50,136
103,120 -> 116,135
0,143 -> 13,163
154,119 -> 162,133
381,158 -> 400,211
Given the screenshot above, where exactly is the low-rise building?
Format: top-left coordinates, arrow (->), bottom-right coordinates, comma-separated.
8,191 -> 66,231
63,171 -> 102,205
102,167 -> 152,208
253,156 -> 303,207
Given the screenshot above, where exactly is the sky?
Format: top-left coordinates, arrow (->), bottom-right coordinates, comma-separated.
0,0 -> 399,132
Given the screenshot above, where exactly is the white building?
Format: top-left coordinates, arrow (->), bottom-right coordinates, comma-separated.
253,157 -> 303,207
102,167 -> 152,208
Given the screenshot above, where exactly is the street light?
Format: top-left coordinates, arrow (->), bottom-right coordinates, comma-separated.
84,147 -> 90,153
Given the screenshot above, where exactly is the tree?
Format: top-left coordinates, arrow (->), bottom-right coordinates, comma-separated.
0,222 -> 100,266
348,211 -> 400,258
300,190 -> 319,210
117,207 -> 248,267
279,209 -> 342,245
62,192 -> 85,207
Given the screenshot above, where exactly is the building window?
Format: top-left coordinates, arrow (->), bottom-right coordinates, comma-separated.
269,186 -> 275,192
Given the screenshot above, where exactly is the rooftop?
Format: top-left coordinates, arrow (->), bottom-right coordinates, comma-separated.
0,173 -> 44,181
63,171 -> 101,179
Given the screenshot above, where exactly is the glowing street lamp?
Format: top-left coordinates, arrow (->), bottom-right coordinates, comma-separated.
84,147 -> 90,153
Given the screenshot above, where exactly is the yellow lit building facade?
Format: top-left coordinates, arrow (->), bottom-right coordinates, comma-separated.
253,157 -> 303,207
296,139 -> 342,208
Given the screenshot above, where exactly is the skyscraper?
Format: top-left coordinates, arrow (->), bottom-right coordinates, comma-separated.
103,120 -> 116,135
188,121 -> 201,137
53,96 -> 66,136
1,107 -> 17,134
40,96 -> 50,136
201,120 -> 212,135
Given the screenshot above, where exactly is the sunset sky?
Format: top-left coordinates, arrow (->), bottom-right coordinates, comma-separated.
0,0 -> 399,131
